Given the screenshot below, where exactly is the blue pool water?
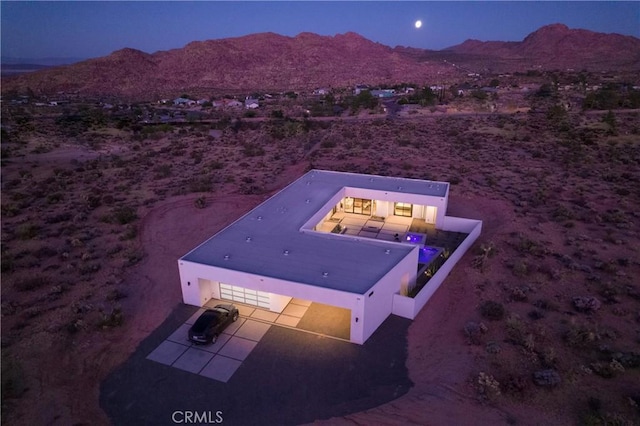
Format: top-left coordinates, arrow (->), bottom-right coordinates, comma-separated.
419,246 -> 442,264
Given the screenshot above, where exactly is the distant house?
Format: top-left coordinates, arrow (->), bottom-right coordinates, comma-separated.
196,99 -> 209,105
370,89 -> 395,98
313,88 -> 329,96
173,97 -> 195,106
245,98 -> 260,109
354,84 -> 369,95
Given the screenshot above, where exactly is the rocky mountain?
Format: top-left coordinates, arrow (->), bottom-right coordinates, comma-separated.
0,32 -> 457,99
444,24 -> 640,71
2,25 -> 639,99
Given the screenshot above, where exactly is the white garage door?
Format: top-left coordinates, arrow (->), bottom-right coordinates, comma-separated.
219,283 -> 270,309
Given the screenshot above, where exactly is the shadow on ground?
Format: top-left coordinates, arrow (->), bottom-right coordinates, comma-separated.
296,302 -> 351,340
100,304 -> 412,426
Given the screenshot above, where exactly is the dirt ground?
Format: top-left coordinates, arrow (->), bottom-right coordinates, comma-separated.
2,110 -> 639,425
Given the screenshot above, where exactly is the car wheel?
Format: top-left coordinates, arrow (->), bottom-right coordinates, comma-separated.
232,312 -> 239,322
211,334 -> 218,344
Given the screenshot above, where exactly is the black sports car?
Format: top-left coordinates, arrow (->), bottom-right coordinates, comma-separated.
188,304 -> 239,344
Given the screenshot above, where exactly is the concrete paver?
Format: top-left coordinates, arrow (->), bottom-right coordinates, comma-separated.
195,333 -> 232,354
282,304 -> 308,318
275,315 -> 300,327
146,341 -> 189,365
234,320 -> 271,341
250,309 -> 279,322
222,317 -> 245,335
217,336 -> 257,361
199,355 -> 242,383
172,347 -> 215,374
166,323 -> 193,345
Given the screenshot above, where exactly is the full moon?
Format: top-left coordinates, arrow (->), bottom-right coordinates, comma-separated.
415,20 -> 422,29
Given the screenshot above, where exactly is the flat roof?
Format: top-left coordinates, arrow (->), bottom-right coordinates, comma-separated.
181,170 -> 449,294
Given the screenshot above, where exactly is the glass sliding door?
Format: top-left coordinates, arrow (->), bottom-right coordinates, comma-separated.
394,202 -> 413,217
343,197 -> 372,216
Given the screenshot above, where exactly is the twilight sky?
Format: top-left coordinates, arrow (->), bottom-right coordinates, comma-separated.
2,1 -> 639,60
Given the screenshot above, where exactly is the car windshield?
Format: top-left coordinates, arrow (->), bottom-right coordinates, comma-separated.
191,311 -> 221,332
213,306 -> 230,314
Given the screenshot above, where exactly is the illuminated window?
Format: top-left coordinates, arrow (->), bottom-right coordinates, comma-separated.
344,198 -> 372,215
394,202 -> 412,217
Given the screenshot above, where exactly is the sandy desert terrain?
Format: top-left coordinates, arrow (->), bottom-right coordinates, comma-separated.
1,107 -> 639,425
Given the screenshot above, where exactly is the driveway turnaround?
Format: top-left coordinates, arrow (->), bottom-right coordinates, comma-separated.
101,303 -> 412,426
146,298 -> 345,382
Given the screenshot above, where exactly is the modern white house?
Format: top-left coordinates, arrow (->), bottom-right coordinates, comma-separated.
178,170 -> 482,344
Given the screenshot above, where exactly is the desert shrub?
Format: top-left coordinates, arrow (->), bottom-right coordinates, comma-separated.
15,275 -> 50,292
472,241 -> 497,271
510,260 -> 530,277
533,299 -> 559,311
479,300 -> 505,321
505,314 -> 531,348
476,372 -> 501,400
125,249 -> 144,265
1,353 -> 27,404
501,374 -> 530,398
207,160 -> 224,170
44,212 -> 72,224
153,164 -> 172,179
464,321 -> 488,345
1,252 -> 14,273
98,307 -> 124,329
113,206 -> 138,225
106,288 -> 127,301
33,246 -> 58,260
564,321 -> 600,348
119,226 -> 138,241
188,176 -> 213,193
16,224 -> 40,240
194,196 -> 206,209
242,142 -> 265,157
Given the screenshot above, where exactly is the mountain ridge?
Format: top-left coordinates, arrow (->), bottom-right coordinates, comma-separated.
2,24 -> 639,99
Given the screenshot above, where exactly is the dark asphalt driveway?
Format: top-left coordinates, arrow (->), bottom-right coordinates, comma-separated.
100,304 -> 412,426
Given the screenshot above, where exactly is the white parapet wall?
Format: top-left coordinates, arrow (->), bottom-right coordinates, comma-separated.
392,217 -> 483,319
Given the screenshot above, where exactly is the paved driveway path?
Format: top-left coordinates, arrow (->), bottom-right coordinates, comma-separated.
100,304 -> 412,426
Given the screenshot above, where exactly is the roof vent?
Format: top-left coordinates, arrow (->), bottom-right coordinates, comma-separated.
397,186 -> 403,190
385,249 -> 391,254
305,199 -> 310,204
306,181 -> 311,185
223,254 -> 230,260
257,215 -> 263,221
283,250 -> 289,256
370,178 -> 374,182
322,272 -> 329,278
246,237 -> 252,242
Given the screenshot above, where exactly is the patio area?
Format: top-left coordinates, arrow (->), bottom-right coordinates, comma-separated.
317,212 -> 413,242
316,212 -> 468,251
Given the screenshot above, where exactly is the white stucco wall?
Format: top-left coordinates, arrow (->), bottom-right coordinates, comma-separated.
392,218 -> 483,318
360,246 -> 419,342
178,260 -> 367,343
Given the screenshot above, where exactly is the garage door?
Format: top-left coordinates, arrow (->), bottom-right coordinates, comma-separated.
219,283 -> 270,308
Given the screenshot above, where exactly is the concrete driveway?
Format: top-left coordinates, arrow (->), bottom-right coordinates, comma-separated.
100,303 -> 412,425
